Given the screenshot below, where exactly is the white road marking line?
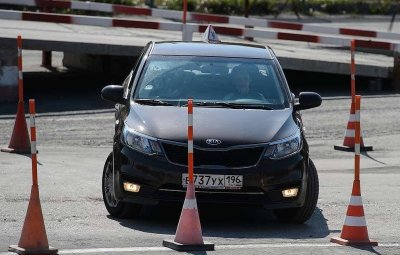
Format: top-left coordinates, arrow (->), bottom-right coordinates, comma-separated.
50,115 -> 113,121
219,243 -> 399,249
58,247 -> 170,254
1,243 -> 398,254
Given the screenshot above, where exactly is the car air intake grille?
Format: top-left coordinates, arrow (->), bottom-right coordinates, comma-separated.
161,143 -> 264,168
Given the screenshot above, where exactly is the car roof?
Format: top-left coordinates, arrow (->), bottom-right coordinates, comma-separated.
151,41 -> 273,59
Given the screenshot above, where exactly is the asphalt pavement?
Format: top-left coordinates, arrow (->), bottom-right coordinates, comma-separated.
1,15 -> 400,254
1,92 -> 400,254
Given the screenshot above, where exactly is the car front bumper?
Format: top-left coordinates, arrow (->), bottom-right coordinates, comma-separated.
114,145 -> 308,209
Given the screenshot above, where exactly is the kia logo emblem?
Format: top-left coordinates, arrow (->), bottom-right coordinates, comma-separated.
206,139 -> 222,146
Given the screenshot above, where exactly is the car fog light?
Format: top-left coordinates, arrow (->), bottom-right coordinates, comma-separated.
123,182 -> 141,193
282,188 -> 298,198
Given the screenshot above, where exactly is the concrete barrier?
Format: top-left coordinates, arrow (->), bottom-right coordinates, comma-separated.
0,39 -> 18,102
3,0 -> 400,42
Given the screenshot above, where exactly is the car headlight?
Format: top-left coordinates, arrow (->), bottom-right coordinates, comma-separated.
122,125 -> 163,155
264,130 -> 302,159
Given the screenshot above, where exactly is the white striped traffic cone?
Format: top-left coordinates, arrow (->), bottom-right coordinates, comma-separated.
163,99 -> 214,251
330,180 -> 377,246
334,101 -> 373,152
174,182 -> 203,244
1,35 -> 31,154
162,182 -> 214,251
331,95 -> 377,246
9,99 -> 58,255
334,40 -> 372,152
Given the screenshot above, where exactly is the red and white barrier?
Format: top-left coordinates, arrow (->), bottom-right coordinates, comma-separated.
2,0 -> 400,42
1,9 -> 399,52
203,25 -> 399,52
0,9 -> 182,31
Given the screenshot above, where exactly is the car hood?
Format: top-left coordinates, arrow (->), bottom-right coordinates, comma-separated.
126,103 -> 298,148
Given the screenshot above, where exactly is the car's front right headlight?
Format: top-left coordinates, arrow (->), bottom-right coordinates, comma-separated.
122,125 -> 163,155
264,129 -> 302,159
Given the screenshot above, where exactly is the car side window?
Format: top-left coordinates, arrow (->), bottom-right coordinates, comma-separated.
127,43 -> 152,98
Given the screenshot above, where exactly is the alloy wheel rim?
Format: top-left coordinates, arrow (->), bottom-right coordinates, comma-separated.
104,159 -> 119,208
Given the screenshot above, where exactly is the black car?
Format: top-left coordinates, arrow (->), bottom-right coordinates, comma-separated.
101,35 -> 322,223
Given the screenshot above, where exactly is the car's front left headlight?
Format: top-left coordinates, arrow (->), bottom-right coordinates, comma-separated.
264,129 -> 302,159
122,125 -> 163,155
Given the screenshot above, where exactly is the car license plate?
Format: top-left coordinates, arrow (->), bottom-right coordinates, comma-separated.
182,174 -> 243,190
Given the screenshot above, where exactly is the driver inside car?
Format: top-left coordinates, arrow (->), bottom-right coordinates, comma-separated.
224,65 -> 266,101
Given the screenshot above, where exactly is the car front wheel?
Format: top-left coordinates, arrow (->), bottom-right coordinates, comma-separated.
273,159 -> 319,224
102,152 -> 142,219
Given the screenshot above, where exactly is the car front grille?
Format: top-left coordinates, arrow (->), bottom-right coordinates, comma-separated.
161,142 -> 264,168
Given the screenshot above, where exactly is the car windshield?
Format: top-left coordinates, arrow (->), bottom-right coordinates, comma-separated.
133,55 -> 289,109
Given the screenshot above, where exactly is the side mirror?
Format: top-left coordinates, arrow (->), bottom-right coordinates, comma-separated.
294,92 -> 322,111
101,85 -> 126,105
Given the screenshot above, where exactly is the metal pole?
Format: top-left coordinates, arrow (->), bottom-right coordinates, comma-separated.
29,99 -> 38,186
354,95 -> 361,181
187,99 -> 194,184
17,36 -> 23,103
351,40 -> 356,103
183,0 -> 187,24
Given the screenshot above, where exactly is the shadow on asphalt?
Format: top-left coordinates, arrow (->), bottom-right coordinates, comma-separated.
1,151 -> 44,165
361,151 -> 387,165
0,71 -> 117,115
352,246 -> 382,255
187,252 -> 207,255
108,205 -> 330,239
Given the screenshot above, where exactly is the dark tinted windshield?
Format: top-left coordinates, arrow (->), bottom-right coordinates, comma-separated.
133,55 -> 289,109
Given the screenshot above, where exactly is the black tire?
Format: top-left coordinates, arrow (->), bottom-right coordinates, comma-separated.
102,152 -> 142,219
273,159 -> 319,224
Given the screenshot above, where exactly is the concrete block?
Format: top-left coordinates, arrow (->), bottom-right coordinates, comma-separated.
0,48 -> 18,102
63,53 -> 103,72
63,53 -> 136,77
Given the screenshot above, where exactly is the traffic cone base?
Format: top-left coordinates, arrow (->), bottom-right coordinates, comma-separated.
163,183 -> 214,251
334,145 -> 373,152
162,240 -> 215,251
1,148 -> 21,153
330,236 -> 378,246
8,245 -> 58,255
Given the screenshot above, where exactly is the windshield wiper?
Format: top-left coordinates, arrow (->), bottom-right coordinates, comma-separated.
225,103 -> 275,110
135,99 -> 173,106
182,101 -> 231,108
182,101 -> 274,110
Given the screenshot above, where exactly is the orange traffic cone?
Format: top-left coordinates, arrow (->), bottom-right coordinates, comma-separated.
9,185 -> 58,254
163,183 -> 214,251
1,101 -> 31,153
9,99 -> 57,255
330,180 -> 378,246
2,35 -> 31,154
334,101 -> 373,152
331,95 -> 377,246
